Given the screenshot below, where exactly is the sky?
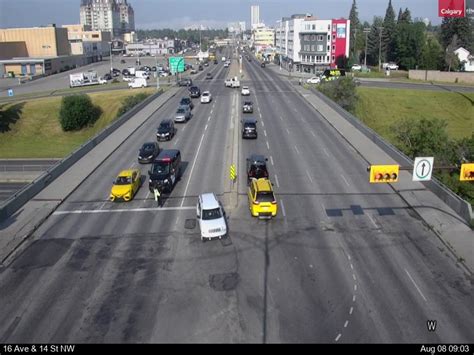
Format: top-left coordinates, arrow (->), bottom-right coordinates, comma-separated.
0,0 -> 442,30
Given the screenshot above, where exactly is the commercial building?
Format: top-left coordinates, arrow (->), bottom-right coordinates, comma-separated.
126,38 -> 176,56
251,5 -> 261,29
275,14 -> 350,73
0,25 -> 84,77
80,0 -> 135,38
63,24 -> 112,62
253,27 -> 275,48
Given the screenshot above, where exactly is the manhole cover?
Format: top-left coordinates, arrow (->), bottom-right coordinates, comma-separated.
209,272 -> 240,291
184,219 -> 196,229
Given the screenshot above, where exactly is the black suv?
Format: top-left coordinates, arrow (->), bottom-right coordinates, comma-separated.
148,149 -> 181,193
180,97 -> 194,110
179,78 -> 192,87
246,154 -> 269,185
206,72 -> 213,80
241,117 -> 258,139
156,119 -> 175,141
242,101 -> 253,113
138,142 -> 160,164
189,86 -> 201,98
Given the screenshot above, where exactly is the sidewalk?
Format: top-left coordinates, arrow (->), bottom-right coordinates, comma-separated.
0,87 -> 179,265
288,82 -> 473,274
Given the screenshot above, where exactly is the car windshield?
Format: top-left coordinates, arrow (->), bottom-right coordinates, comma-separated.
244,102 -> 252,106
159,122 -> 170,129
256,191 -> 274,203
202,93 -> 209,96
181,98 -> 189,104
151,162 -> 170,175
115,176 -> 132,185
177,108 -> 185,114
244,123 -> 256,129
202,208 -> 222,220
142,144 -> 155,152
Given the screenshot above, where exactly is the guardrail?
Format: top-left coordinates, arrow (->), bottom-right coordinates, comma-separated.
307,86 -> 473,224
0,90 -> 163,222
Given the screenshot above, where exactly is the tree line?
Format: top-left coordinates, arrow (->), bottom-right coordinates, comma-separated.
348,0 -> 474,70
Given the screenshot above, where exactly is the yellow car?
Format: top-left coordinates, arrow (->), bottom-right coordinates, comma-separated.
248,178 -> 278,218
110,169 -> 141,202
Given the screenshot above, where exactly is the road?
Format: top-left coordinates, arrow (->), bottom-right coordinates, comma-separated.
0,47 -> 472,343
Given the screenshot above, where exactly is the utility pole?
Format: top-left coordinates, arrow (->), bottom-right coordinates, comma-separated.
363,27 -> 370,67
378,26 -> 384,71
109,42 -> 113,73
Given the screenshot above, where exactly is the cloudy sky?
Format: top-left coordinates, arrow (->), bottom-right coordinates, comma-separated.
0,0 -> 442,29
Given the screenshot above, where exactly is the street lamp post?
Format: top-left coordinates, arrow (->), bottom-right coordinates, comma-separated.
378,26 -> 384,71
109,42 -> 113,73
363,27 -> 370,67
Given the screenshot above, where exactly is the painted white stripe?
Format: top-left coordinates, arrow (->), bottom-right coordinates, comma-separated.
205,124 -> 208,130
335,334 -> 341,342
173,137 -> 180,146
341,175 -> 350,187
306,170 -> 313,183
274,174 -> 280,188
279,115 -> 283,121
349,307 -> 354,315
405,269 -> 427,302
264,130 -> 267,137
350,263 -> 354,270
367,214 -> 378,228
348,255 -> 351,260
181,133 -> 206,207
266,141 -> 270,150
344,320 -> 349,328
352,274 -> 357,281
208,116 -> 211,122
286,128 -> 290,135
354,284 -> 357,291
280,199 -> 286,217
270,156 -> 274,166
144,191 -> 150,203
323,148 -> 330,157
294,145 -> 300,154
259,113 -> 263,119
311,131 -> 316,138
261,120 -> 265,127
352,295 -> 356,302
53,206 -> 195,215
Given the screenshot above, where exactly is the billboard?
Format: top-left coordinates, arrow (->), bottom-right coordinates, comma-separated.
438,0 -> 465,17
467,0 -> 474,18
336,23 -> 346,38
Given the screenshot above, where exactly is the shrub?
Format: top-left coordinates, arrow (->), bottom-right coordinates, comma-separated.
117,93 -> 151,117
59,94 -> 102,131
317,77 -> 359,113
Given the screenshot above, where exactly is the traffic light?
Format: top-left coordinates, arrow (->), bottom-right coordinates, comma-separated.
369,165 -> 399,183
460,163 -> 474,181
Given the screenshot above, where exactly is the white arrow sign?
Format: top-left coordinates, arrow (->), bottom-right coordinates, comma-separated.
413,157 -> 434,181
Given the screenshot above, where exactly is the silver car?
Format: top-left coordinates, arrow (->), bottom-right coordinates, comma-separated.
174,105 -> 191,123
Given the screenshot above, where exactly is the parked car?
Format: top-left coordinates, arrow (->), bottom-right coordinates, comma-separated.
387,63 -> 399,70
306,76 -> 321,84
351,64 -> 362,71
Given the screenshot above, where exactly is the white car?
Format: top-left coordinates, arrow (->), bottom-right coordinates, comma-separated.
200,91 -> 212,104
306,76 -> 321,84
387,63 -> 399,70
128,78 -> 147,89
351,64 -> 362,71
197,193 -> 227,241
241,86 -> 250,96
98,77 -> 107,84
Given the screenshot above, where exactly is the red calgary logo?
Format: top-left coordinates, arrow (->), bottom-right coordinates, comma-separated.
439,0 -> 465,17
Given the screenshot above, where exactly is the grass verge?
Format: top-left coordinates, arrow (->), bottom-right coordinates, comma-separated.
0,88 -> 157,158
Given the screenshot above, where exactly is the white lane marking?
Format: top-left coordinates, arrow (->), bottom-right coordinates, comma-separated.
367,214 -> 378,228
344,320 -> 349,328
182,125 -> 186,131
352,274 -> 357,281
279,115 -> 283,121
294,145 -> 300,154
348,255 -> 351,261
208,116 -> 211,122
335,334 -> 341,342
210,109 -> 213,114
264,130 -> 267,137
286,128 -> 290,135
173,137 -> 180,146
306,170 -> 313,183
181,133 -> 206,207
323,148 -> 330,157
274,174 -> 280,188
266,141 -> 270,150
311,131 -> 316,138
280,199 -> 286,217
341,175 -> 350,187
349,307 -> 354,315
205,124 -> 208,130
350,263 -> 354,270
259,113 -> 263,119
98,201 -> 107,210
144,191 -> 150,203
354,284 -> 357,291
53,206 -> 195,215
261,120 -> 265,127
270,156 -> 274,166
405,269 -> 427,302
352,295 -> 356,302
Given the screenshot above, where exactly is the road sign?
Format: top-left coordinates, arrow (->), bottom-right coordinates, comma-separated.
7,89 -> 13,97
169,56 -> 185,74
230,164 -> 236,181
413,157 -> 434,181
460,163 -> 474,181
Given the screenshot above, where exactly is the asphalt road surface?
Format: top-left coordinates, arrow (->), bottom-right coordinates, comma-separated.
0,47 -> 472,343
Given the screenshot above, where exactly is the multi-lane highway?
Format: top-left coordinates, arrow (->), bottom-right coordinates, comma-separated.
0,47 -> 472,343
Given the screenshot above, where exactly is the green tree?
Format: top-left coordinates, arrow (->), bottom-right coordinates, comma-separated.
399,8 -> 412,24
420,36 -> 444,70
348,0 -> 361,60
59,95 -> 102,132
317,77 -> 359,113
382,0 -> 397,62
367,16 -> 384,67
440,17 -> 474,53
445,34 -> 461,71
393,21 -> 426,70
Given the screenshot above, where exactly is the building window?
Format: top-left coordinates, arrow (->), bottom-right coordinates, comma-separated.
312,24 -> 315,30
317,45 -> 323,52
332,45 -> 335,51
311,35 -> 315,41
328,24 -> 331,31
311,45 -> 315,51
332,35 -> 336,41
328,35 -> 330,41
332,55 -> 335,61
327,45 -> 330,51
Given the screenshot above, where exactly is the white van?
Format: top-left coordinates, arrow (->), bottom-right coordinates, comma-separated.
135,70 -> 149,79
128,78 -> 147,88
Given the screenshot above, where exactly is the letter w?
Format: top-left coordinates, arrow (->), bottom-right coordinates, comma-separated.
427,320 -> 437,332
